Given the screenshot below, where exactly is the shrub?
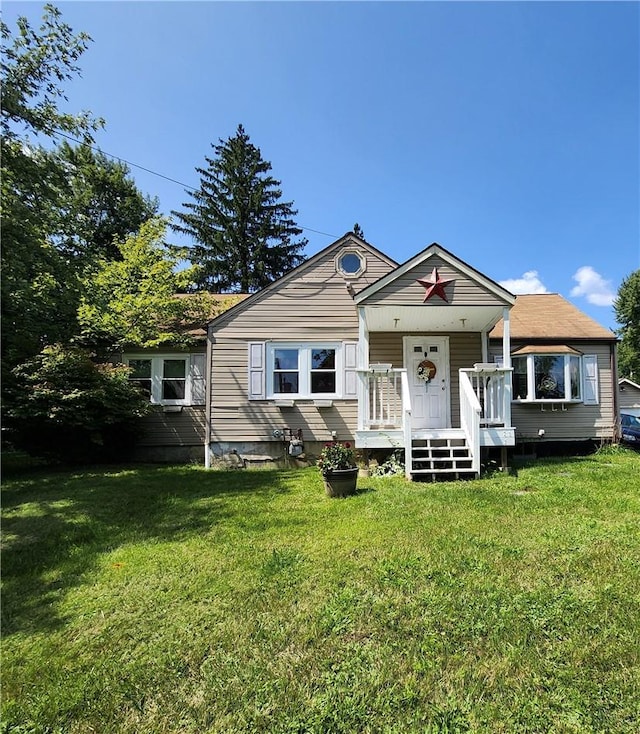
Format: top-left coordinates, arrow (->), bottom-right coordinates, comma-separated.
5,344 -> 150,463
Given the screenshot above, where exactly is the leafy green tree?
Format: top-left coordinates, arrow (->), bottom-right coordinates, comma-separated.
55,142 -> 158,262
76,218 -> 207,354
614,269 -> 640,380
1,4 -> 103,377
171,124 -> 307,292
6,344 -> 150,463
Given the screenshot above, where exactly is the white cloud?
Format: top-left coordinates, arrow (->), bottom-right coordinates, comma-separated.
499,270 -> 549,295
570,266 -> 615,307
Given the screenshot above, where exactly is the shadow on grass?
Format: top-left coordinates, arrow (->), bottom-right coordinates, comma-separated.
1,464 -> 294,636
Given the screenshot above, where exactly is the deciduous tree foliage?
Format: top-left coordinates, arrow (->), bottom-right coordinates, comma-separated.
77,218 -> 206,354
1,4 -> 103,377
0,6 -> 177,460
172,124 -> 307,292
7,344 -> 151,463
614,269 -> 640,380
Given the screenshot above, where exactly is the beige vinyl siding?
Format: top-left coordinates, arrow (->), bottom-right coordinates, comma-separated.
209,244 -> 395,444
121,347 -> 207,448
490,341 -> 617,441
369,331 -> 483,428
363,256 -> 509,307
137,407 -> 206,446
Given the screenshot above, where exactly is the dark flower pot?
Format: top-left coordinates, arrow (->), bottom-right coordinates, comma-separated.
323,467 -> 358,497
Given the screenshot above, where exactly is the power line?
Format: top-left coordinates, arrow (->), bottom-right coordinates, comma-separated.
47,129 -> 339,239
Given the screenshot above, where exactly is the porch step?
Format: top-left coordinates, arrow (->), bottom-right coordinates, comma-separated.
410,434 -> 476,478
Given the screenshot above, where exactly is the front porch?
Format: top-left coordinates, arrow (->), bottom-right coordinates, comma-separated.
350,243 -> 518,478
354,364 -> 515,479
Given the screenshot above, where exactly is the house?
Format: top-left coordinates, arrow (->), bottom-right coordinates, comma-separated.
122,294 -> 246,462
619,377 -> 640,417
204,233 -> 619,478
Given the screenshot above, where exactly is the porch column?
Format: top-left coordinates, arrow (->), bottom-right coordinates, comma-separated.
357,307 -> 369,431
358,307 -> 369,370
502,307 -> 511,368
502,306 -> 512,427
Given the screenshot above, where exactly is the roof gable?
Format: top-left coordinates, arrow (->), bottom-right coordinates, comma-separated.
208,232 -> 398,331
354,243 -> 516,307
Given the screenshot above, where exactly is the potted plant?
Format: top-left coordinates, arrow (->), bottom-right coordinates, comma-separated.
317,440 -> 358,497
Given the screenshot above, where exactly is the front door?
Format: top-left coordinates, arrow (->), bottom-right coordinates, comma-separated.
404,336 -> 450,430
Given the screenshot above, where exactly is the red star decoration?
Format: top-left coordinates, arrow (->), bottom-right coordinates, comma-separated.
416,267 -> 455,303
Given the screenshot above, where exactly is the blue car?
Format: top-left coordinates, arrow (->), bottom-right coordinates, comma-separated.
621,413 -> 640,445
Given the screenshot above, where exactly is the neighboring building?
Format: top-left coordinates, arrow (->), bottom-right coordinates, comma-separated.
619,377 -> 640,417
204,233 -> 619,478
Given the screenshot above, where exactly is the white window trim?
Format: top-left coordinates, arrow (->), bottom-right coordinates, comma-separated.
125,354 -> 202,406
511,352 -> 589,404
266,342 -> 343,400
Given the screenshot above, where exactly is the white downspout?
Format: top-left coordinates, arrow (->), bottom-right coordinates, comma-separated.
204,330 -> 212,469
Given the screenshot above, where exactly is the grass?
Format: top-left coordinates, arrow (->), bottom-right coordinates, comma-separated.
2,449 -> 640,733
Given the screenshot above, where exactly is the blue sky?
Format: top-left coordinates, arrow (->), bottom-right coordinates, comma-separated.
5,1 -> 639,329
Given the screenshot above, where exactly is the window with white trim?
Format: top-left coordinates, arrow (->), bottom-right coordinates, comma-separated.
125,354 -> 206,405
512,353 -> 592,403
268,343 -> 341,399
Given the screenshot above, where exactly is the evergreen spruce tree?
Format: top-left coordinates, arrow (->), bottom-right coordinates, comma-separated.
171,125 -> 307,292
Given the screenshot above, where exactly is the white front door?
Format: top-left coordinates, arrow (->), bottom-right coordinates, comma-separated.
404,336 -> 450,430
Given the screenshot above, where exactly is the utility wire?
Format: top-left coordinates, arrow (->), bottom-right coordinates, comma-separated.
46,128 -> 339,239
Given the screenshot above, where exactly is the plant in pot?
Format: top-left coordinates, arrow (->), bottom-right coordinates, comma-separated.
317,440 -> 358,497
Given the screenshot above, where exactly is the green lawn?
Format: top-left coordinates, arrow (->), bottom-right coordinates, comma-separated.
2,450 -> 640,733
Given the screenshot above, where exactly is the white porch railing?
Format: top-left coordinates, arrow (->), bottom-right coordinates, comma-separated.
459,365 -> 513,428
459,371 -> 482,476
357,367 -> 405,430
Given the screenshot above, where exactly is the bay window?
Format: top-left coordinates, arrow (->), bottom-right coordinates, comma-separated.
511,348 -> 597,403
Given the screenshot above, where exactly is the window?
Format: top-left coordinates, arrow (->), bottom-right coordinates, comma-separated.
335,248 -> 365,278
124,354 -> 205,405
512,352 -> 585,402
129,359 -> 152,398
267,343 -> 340,399
162,359 -> 186,400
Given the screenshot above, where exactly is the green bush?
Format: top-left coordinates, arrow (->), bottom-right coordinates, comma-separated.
5,344 -> 150,463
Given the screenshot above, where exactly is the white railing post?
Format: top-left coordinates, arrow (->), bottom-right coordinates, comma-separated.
400,369 -> 412,479
459,370 -> 482,476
